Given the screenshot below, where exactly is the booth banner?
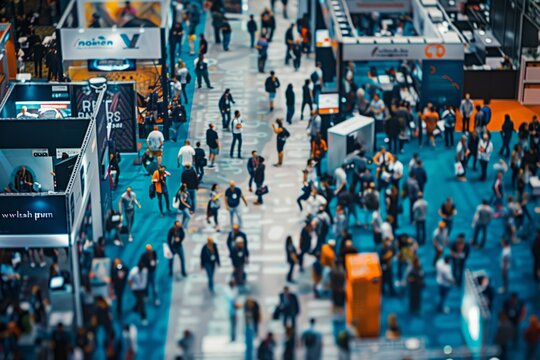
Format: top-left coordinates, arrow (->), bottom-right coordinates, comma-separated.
346,0 -> 411,13
60,28 -> 162,60
82,1 -> 162,28
72,83 -> 137,153
0,195 -> 68,235
421,60 -> 464,109
342,43 -> 464,61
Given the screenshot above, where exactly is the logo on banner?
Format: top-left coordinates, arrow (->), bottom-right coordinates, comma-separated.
425,44 -> 446,59
76,33 -> 140,50
370,47 -> 409,58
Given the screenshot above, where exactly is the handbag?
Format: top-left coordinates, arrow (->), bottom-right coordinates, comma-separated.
255,185 -> 269,196
163,243 -> 173,259
272,306 -> 281,320
454,162 -> 464,177
149,183 -> 156,199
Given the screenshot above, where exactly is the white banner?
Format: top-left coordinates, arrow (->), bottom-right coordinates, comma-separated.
343,42 -> 464,61
346,0 -> 411,13
60,28 -> 162,60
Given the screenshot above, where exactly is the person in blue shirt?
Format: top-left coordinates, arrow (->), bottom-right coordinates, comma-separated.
481,99 -> 492,129
225,181 -> 248,227
256,34 -> 269,73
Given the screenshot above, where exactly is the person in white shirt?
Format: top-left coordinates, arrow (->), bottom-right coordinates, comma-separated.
369,93 -> 386,122
16,106 -> 38,119
177,140 -> 196,168
436,256 -> 455,313
176,60 -> 189,103
477,132 -> 493,181
389,156 -> 404,186
128,262 -> 149,325
381,215 -> 394,242
230,110 -> 244,158
305,188 -> 327,218
432,221 -> 448,265
170,76 -> 182,102
146,126 -> 164,166
334,165 -> 347,195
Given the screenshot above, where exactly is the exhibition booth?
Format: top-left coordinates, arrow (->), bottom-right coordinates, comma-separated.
311,0 -> 465,116
0,92 -> 104,328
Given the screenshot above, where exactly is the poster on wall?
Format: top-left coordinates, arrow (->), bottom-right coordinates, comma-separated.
71,83 -> 137,153
84,1 -> 162,27
421,60 -> 464,109
0,195 -> 68,235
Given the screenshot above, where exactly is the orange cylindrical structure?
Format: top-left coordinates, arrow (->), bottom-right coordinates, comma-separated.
345,253 -> 382,338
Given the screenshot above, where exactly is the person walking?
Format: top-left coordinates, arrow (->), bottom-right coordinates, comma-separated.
247,151 -> 262,192
442,105 -> 456,148
285,84 -> 295,124
219,89 -> 235,130
169,101 -> 187,141
467,130 -> 480,171
285,235 -> 299,283
176,60 -> 190,104
494,311 -> 515,360
194,54 -> 213,89
221,20 -> 232,51
152,165 -> 171,216
33,41 -> 44,78
194,142 -> 206,182
456,135 -> 469,180
247,14 -> 257,48
272,118 -> 290,166
177,140 -> 196,170
253,157 -> 267,205
471,200 -> 493,249
265,71 -> 281,112
174,183 -> 193,229
450,233 -> 470,286
128,261 -> 149,326
167,220 -> 187,278
225,181 -> 248,227
206,123 -> 220,167
478,131 -> 494,181
298,221 -> 314,272
257,333 -> 276,360
277,286 -> 300,329
284,23 -> 295,65
438,197 -> 457,236
499,114 -> 514,157
406,257 -> 424,314
225,281 -> 240,342
301,318 -> 323,360
118,187 -> 141,243
181,163 -> 199,212
292,39 -> 302,71
524,315 -> 540,360
436,256 -> 455,313
111,258 -> 128,317
432,221 -> 449,266
230,237 -> 250,286
200,237 -> 220,293
139,244 -> 160,307
459,93 -> 474,133
230,111 -> 244,158
207,183 -> 222,231
199,33 -> 208,55
170,22 -> 184,67
499,239 -> 511,294
255,34 -> 269,73
146,125 -> 164,166
412,192 -> 427,246
300,79 -> 313,120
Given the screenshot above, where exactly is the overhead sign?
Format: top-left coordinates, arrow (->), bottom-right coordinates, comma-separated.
346,0 -> 411,13
343,43 -> 464,61
0,195 -> 68,235
60,28 -> 162,60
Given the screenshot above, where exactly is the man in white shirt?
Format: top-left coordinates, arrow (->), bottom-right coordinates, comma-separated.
177,139 -> 196,168
334,165 -> 347,195
381,215 -> 394,242
306,188 -> 327,218
389,156 -> 404,187
146,125 -> 164,166
230,110 -> 244,158
459,93 -> 474,132
477,133 -> 493,181
436,256 -> 455,313
369,93 -> 386,122
128,262 -> 149,325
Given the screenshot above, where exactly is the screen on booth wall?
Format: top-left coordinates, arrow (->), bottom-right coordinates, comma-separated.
318,93 -> 339,115
84,1 -> 162,27
15,101 -> 72,119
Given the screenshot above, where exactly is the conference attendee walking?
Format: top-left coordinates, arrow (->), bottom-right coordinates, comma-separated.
285,84 -> 295,124
167,220 -> 187,278
499,114 -> 514,158
478,131 -> 494,181
206,123 -> 220,167
230,237 -> 249,286
277,286 -> 300,329
459,93 -> 474,133
256,34 -> 269,73
207,183 -> 222,231
181,163 -> 199,212
253,157 -> 266,205
111,258 -> 128,316
301,318 -> 323,360
221,20 -> 232,51
199,34 -> 208,55
174,183 -> 193,229
176,60 -> 190,104
247,151 -> 262,192
285,23 -> 295,65
300,79 -> 313,120
230,111 -> 244,158
285,235 -> 298,283
219,89 -> 235,130
147,125 -> 164,166
436,256 -> 455,313
450,233 -> 470,286
177,140 -> 196,170
128,261 -> 149,326
406,257 -> 424,314
33,41 -> 44,78
152,165 -> 172,216
265,71 -> 281,112
139,244 -> 160,307
225,180 -> 248,227
272,119 -> 290,166
194,54 -> 213,89
194,142 -> 206,182
247,15 -> 257,48
412,193 -> 427,246
442,105 -> 456,148
471,200 -> 493,249
170,21 -> 184,65
118,187 -> 141,243
200,237 -> 220,293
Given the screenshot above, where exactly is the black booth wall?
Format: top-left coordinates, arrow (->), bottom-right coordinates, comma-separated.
463,70 -> 518,100
0,119 -> 89,153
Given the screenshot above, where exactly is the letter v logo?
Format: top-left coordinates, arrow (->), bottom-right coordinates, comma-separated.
120,33 -> 140,49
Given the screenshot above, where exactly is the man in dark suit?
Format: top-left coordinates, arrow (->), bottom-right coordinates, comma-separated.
247,151 -> 263,192
278,286 -> 300,328
167,220 -> 186,277
138,244 -> 160,306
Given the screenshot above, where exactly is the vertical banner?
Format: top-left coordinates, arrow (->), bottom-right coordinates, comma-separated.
71,83 -> 137,153
421,60 -> 464,109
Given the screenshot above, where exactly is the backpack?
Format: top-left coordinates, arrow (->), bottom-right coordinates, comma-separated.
364,192 -> 379,211
149,183 -> 156,199
310,70 -> 319,83
186,72 -> 192,84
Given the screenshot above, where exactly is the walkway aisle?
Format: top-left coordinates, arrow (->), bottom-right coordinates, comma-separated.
165,0 -> 339,358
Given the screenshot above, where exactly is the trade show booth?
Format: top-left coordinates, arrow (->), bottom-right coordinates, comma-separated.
0,100 -> 103,328
311,0 -> 465,115
327,114 -> 374,173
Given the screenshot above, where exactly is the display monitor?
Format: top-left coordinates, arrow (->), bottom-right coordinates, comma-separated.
15,101 -> 72,119
318,93 -> 340,115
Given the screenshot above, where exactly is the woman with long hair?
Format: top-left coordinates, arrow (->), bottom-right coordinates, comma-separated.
206,183 -> 222,231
